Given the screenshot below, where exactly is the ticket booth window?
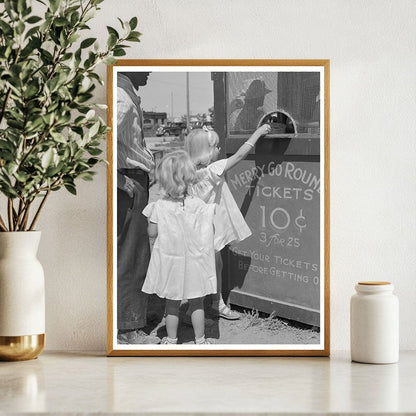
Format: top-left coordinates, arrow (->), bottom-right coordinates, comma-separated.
227,72 -> 320,136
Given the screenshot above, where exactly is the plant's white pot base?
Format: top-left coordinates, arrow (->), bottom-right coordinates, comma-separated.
0,231 -> 45,361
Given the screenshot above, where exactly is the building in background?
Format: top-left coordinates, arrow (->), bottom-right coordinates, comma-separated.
143,111 -> 167,136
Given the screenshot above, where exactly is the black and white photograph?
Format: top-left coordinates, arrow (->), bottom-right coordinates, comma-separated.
107,61 -> 330,356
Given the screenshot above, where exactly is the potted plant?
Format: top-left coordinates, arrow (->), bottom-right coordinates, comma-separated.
0,0 -> 140,360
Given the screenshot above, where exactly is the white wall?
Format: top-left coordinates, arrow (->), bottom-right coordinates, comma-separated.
37,0 -> 416,351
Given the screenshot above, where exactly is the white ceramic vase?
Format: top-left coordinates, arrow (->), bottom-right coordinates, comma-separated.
0,231 -> 45,361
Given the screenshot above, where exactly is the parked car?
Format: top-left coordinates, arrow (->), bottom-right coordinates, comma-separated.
156,122 -> 187,137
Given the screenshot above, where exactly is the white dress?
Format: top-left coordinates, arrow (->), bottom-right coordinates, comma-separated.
188,159 -> 252,251
142,196 -> 217,301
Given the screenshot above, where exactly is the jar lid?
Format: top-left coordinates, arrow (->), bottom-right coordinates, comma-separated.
358,281 -> 391,285
355,281 -> 394,294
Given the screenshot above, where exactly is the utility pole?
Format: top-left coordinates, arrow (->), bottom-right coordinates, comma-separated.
186,72 -> 190,131
170,92 -> 173,120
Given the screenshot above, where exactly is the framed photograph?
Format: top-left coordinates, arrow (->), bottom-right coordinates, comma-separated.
107,60 -> 330,356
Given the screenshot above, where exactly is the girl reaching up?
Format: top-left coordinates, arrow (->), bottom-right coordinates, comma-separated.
185,123 -> 271,320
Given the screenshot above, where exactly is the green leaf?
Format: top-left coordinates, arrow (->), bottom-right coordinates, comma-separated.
23,83 -> 39,98
107,33 -> 117,49
75,93 -> 93,104
59,29 -> 67,47
88,121 -> 100,138
49,0 -> 60,13
87,147 -> 102,156
68,33 -> 80,44
85,109 -> 95,120
0,140 -> 14,152
127,30 -> 141,41
61,52 -> 73,61
48,76 -> 60,92
54,17 -> 69,27
113,47 -> 126,57
42,113 -> 55,125
77,171 -> 95,181
126,33 -> 141,42
0,20 -> 13,35
21,37 -> 42,57
129,17 -> 138,30
50,131 -> 67,143
41,148 -> 54,169
25,117 -> 44,134
17,0 -> 27,14
106,26 -> 119,39
14,171 -> 28,183
117,17 -> 125,29
72,126 -> 84,136
63,147 -> 70,159
80,37 -> 96,49
26,15 -> 42,24
87,158 -> 100,166
0,183 -> 18,198
64,183 -> 77,195
45,165 -> 62,177
74,148 -> 84,159
103,56 -> 117,65
5,162 -> 18,176
40,49 -> 54,63
70,11 -> 80,26
4,1 -> 16,19
24,25 -> 40,39
22,5 -> 32,17
83,9 -> 95,23
76,160 -> 90,169
16,21 -> 25,35
7,119 -> 24,129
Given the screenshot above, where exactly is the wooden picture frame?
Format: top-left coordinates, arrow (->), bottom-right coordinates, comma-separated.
107,60 -> 330,356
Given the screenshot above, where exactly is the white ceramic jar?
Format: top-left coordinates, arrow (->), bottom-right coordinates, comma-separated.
350,281 -> 399,364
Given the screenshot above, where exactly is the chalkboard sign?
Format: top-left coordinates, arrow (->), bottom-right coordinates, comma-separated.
226,146 -> 321,326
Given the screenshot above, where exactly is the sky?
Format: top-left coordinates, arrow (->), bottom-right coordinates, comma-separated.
138,72 -> 214,119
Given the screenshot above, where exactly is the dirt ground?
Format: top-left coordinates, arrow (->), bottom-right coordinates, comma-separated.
145,183 -> 320,345
144,295 -> 319,345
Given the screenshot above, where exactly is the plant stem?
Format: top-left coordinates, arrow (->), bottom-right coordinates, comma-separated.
0,88 -> 12,126
0,214 -> 8,232
7,199 -> 14,231
29,190 -> 50,231
14,199 -> 27,231
20,199 -> 33,231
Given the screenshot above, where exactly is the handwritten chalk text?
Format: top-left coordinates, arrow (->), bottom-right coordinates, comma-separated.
230,162 -> 320,196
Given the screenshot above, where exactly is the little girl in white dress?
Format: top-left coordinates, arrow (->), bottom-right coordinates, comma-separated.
142,150 -> 217,345
185,123 -> 271,320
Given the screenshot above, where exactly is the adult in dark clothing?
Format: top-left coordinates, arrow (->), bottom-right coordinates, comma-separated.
117,72 -> 160,344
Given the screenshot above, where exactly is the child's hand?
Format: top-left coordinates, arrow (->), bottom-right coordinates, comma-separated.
257,123 -> 271,136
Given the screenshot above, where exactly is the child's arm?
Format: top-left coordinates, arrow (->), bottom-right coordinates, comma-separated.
224,124 -> 271,172
147,222 -> 158,238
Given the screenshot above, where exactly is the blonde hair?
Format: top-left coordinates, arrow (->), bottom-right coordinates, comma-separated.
156,150 -> 196,199
184,128 -> 219,169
